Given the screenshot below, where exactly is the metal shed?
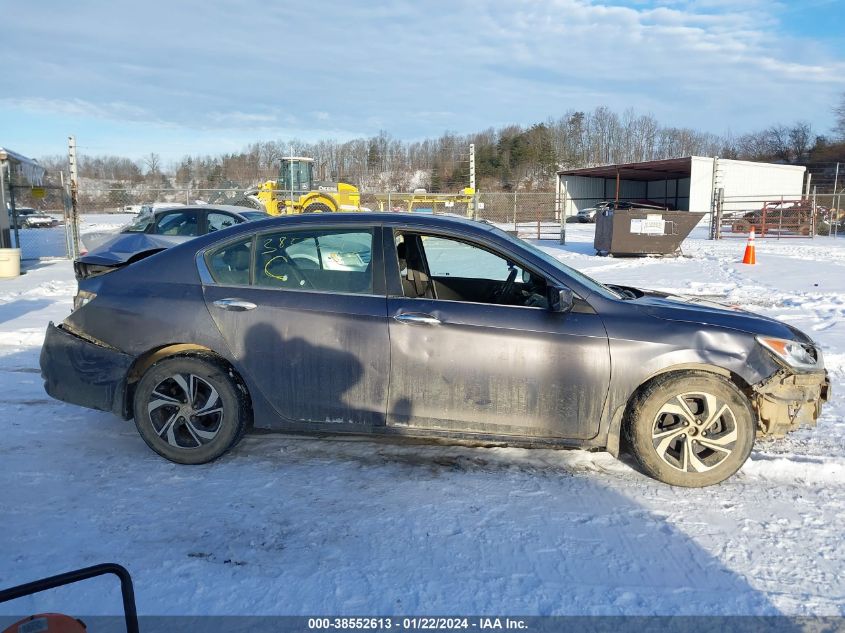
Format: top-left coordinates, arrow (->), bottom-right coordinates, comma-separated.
0,147 -> 46,248
556,156 -> 807,217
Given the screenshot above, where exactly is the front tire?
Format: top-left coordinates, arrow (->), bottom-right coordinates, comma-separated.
303,202 -> 333,213
624,372 -> 755,487
133,356 -> 249,464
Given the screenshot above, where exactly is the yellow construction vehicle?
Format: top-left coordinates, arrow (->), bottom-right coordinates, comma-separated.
248,157 -> 360,215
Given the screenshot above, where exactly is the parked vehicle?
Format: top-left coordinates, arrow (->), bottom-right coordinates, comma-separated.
8,207 -> 58,229
729,199 -> 815,236
42,213 -> 828,487
576,202 -> 611,223
75,204 -> 268,279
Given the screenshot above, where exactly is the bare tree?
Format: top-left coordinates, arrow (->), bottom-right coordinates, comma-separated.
835,92 -> 845,140
788,122 -> 813,162
144,152 -> 161,175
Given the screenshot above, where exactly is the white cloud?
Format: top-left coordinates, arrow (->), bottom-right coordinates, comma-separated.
207,111 -> 278,124
0,97 -> 155,122
2,0 -> 844,156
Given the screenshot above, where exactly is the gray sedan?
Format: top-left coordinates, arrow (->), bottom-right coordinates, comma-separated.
41,213 -> 829,486
75,204 -> 268,279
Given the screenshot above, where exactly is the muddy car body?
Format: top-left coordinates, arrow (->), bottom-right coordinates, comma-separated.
41,213 -> 829,486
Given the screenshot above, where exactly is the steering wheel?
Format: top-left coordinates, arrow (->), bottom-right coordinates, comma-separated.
492,266 -> 518,304
263,254 -> 314,289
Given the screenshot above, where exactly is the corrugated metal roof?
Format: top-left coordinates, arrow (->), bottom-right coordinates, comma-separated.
0,147 -> 46,186
557,157 -> 693,181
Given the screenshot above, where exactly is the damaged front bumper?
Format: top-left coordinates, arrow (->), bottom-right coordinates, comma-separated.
40,322 -> 134,416
753,368 -> 830,437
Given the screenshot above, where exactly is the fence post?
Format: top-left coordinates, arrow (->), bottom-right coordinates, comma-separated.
60,172 -> 72,258
8,182 -> 20,250
67,136 -> 81,258
812,188 -> 816,239
558,178 -> 567,245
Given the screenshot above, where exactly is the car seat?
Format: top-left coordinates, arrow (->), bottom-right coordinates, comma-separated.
396,240 -> 433,299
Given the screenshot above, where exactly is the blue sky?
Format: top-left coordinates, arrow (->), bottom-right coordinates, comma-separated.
2,0 -> 844,163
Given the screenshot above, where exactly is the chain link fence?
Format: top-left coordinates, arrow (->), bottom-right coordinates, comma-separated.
54,185 -> 840,263
7,183 -> 73,260
69,187 -> 564,241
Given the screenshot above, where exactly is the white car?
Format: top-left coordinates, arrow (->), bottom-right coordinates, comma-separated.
576,202 -> 612,223
10,208 -> 58,229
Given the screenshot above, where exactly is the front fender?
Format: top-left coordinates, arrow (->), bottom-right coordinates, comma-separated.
599,314 -> 781,455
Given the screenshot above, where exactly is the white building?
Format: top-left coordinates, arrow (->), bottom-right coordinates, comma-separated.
556,157 -> 808,216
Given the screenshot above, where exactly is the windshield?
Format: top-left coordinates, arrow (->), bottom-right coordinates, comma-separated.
124,215 -> 155,233
487,225 -> 621,300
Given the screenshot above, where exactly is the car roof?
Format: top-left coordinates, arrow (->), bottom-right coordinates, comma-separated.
153,204 -> 266,217
242,211 -> 493,231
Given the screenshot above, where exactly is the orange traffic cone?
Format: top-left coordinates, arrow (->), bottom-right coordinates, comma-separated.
742,228 -> 756,265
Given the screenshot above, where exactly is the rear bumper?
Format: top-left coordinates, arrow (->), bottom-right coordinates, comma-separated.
40,322 -> 133,416
753,369 -> 830,437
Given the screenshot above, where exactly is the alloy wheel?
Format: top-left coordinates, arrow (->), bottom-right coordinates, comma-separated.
651,392 -> 738,473
147,373 -> 224,449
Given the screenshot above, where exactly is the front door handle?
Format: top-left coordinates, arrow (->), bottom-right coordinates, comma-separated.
213,298 -> 257,312
394,313 -> 441,326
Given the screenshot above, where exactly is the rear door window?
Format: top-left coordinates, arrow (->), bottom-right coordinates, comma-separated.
155,211 -> 199,236
256,229 -> 373,294
207,212 -> 241,233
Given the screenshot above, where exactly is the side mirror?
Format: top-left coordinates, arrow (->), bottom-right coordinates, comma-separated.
548,286 -> 574,313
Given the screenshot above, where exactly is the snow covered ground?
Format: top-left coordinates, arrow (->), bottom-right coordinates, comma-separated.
1,219 -> 844,617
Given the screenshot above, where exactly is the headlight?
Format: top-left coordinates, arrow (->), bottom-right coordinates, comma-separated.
73,290 -> 97,311
757,336 -> 820,370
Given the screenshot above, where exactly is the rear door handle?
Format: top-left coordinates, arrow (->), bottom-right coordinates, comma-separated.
213,298 -> 257,312
394,313 -> 441,325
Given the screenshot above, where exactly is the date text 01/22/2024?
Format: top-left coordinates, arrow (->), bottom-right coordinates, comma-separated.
307,617 -> 528,630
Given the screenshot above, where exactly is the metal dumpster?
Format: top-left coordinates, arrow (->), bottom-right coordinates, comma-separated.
594,208 -> 705,256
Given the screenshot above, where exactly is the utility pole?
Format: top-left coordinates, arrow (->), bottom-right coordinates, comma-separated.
67,136 -> 80,258
469,143 -> 476,191
469,143 -> 477,220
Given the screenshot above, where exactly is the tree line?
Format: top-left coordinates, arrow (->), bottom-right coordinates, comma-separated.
37,97 -> 845,194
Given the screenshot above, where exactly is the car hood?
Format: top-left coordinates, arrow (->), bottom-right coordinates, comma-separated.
629,287 -> 812,343
78,233 -> 187,265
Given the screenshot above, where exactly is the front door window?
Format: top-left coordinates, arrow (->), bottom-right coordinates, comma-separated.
396,232 -> 548,308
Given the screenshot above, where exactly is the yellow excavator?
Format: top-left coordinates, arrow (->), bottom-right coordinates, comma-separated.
247,157 -> 361,215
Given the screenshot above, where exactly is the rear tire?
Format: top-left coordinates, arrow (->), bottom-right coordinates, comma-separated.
133,356 -> 249,464
624,372 -> 755,487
